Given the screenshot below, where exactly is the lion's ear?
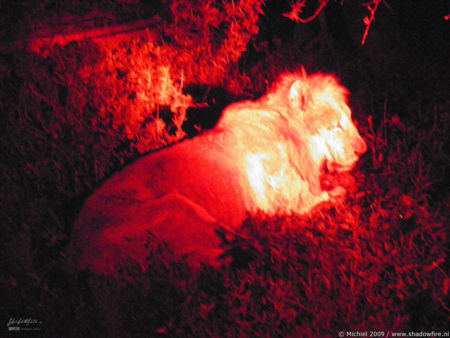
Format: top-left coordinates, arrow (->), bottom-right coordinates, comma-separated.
289,80 -> 308,112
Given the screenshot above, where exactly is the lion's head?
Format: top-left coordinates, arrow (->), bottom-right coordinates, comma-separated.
295,74 -> 367,173
279,71 -> 367,172
224,70 -> 367,215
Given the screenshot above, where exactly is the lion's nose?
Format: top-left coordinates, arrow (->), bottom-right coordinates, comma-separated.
354,137 -> 367,155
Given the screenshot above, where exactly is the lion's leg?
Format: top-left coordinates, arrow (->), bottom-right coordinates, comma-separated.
98,191 -> 225,269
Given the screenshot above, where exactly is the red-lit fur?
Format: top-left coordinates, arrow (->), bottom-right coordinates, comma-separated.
68,70 -> 366,273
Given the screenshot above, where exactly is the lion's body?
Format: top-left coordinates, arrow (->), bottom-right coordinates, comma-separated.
68,71 -> 366,273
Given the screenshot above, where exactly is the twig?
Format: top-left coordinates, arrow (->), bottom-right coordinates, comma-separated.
283,0 -> 328,24
361,0 -> 383,45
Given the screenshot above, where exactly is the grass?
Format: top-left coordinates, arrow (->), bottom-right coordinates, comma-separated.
0,1 -> 448,337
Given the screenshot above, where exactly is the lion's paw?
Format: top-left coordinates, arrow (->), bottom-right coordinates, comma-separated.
328,186 -> 347,199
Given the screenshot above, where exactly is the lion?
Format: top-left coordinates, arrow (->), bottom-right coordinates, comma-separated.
67,70 -> 367,273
